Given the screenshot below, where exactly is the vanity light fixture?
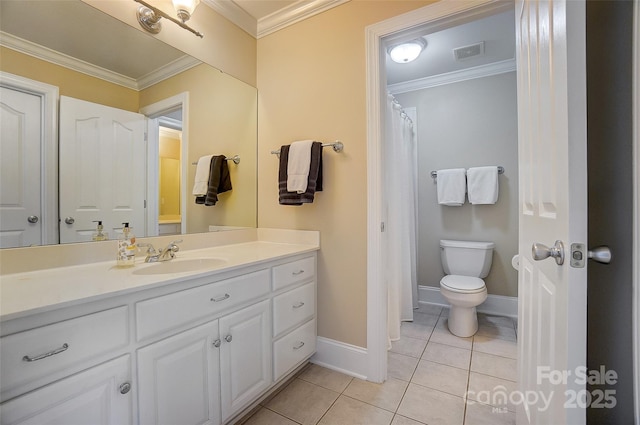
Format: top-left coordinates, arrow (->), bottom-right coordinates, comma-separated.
388,39 -> 427,64
134,0 -> 203,38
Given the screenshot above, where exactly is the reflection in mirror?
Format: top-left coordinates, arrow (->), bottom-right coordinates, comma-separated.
0,0 -> 257,248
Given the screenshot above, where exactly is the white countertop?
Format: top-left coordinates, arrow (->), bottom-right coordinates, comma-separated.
1,231 -> 319,321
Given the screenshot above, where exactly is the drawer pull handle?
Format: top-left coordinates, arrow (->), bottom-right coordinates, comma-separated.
292,270 -> 305,276
211,293 -> 230,302
119,382 -> 131,395
213,339 -> 221,348
293,302 -> 305,309
293,341 -> 305,350
22,343 -> 69,362
225,335 -> 233,343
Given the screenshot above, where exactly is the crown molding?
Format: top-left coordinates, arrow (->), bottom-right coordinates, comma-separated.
387,58 -> 516,95
257,0 -> 349,38
1,31 -> 199,91
203,0 -> 349,39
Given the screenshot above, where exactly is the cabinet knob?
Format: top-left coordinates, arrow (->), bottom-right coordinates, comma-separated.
213,339 -> 221,348
119,382 -> 131,394
224,335 -> 233,343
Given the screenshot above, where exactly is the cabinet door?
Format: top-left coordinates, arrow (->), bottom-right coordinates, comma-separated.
219,300 -> 271,422
137,321 -> 220,425
0,356 -> 132,425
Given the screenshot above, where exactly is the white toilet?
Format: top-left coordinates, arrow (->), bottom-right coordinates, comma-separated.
439,239 -> 495,337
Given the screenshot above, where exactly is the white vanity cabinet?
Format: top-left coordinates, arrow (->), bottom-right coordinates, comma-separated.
0,250 -> 317,425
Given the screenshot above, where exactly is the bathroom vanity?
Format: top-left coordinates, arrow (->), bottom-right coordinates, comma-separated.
0,229 -> 319,425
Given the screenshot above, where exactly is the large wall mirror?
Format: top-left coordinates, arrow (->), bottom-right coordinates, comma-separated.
0,0 -> 257,248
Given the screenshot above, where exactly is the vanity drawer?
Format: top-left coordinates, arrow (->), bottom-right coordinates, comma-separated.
0,306 -> 129,394
136,269 -> 270,340
273,282 -> 315,337
273,319 -> 316,381
272,256 -> 315,291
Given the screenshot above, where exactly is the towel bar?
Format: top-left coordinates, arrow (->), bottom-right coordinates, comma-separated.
430,166 -> 504,179
271,141 -> 344,156
191,155 -> 240,165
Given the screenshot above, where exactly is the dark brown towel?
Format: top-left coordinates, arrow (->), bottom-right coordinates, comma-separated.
195,155 -> 232,206
278,142 -> 323,205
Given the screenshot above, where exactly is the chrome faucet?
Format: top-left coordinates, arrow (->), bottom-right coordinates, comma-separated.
138,240 -> 183,263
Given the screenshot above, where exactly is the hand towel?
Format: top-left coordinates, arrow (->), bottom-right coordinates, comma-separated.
467,166 -> 499,204
195,155 -> 232,206
287,140 -> 314,193
192,155 -> 214,196
279,142 -> 323,205
436,168 -> 467,206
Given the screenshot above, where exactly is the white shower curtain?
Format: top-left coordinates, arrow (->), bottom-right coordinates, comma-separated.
385,94 -> 418,345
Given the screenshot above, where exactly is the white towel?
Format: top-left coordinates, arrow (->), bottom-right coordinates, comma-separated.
192,155 -> 213,196
437,168 -> 467,206
287,140 -> 314,193
467,166 -> 499,204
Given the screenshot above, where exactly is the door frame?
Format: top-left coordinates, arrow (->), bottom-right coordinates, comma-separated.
0,71 -> 59,245
139,92 -> 189,237
365,0 -> 511,382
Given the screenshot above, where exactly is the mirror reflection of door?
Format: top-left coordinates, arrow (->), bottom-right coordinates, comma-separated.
158,123 -> 182,236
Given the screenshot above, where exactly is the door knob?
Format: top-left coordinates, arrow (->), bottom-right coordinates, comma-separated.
27,215 -> 39,224
64,217 -> 75,225
532,240 -> 565,265
588,246 -> 612,264
569,243 -> 612,267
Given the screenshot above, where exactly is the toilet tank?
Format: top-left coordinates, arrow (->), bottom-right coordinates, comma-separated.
440,240 -> 495,278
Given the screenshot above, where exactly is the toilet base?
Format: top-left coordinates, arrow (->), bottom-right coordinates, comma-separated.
448,306 -> 479,337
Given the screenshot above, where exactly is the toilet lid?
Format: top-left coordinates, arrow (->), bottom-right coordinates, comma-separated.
441,275 -> 485,293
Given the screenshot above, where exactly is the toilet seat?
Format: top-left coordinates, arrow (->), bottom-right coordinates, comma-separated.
440,275 -> 486,294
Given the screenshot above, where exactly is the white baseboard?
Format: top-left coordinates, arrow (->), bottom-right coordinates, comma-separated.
311,337 -> 368,380
418,285 -> 518,318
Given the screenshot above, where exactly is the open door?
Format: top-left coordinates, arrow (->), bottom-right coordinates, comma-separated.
516,0 -> 588,423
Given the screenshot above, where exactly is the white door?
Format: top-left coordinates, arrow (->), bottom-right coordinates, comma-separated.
137,321 -> 221,425
0,356 -> 132,425
59,96 -> 146,243
0,87 -> 42,248
219,300 -> 271,422
516,0 -> 587,424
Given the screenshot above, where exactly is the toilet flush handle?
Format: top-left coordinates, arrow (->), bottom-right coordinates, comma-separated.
532,240 -> 565,265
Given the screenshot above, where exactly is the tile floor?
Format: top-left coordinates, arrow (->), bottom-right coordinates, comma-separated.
240,304 -> 518,425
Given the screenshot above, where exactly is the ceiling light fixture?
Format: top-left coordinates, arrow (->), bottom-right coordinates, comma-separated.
134,0 -> 203,38
388,39 -> 427,64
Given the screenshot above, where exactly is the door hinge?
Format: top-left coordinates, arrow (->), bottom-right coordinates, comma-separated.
144,132 -> 148,142
380,222 -> 385,232
143,200 -> 147,208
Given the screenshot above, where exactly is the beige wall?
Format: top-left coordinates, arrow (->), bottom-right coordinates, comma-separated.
84,0 -> 257,86
140,63 -> 258,232
1,47 -> 139,111
257,1 -> 433,348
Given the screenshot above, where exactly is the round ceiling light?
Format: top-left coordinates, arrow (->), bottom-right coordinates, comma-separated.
388,39 -> 427,64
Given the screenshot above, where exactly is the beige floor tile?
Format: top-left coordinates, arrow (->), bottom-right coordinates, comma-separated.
343,376 -> 408,412
397,383 -> 465,425
298,363 -> 353,392
422,341 -> 471,370
415,303 -> 444,316
400,321 -> 434,340
477,314 -> 516,330
390,336 -> 427,358
472,335 -> 517,359
467,372 -> 518,412
470,352 -> 517,382
412,312 -> 439,327
429,320 -> 473,350
318,395 -> 394,425
265,379 -> 339,425
390,415 -> 426,425
475,323 -> 517,342
388,352 -> 419,382
411,360 -> 469,398
242,407 -> 299,425
464,400 -> 516,425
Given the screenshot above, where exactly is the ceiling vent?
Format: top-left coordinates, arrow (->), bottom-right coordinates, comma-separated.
453,41 -> 485,61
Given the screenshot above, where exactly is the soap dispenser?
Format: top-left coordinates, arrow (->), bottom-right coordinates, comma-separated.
92,220 -> 108,241
116,223 -> 137,267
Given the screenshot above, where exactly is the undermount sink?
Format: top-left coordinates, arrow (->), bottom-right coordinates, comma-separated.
132,258 -> 227,275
